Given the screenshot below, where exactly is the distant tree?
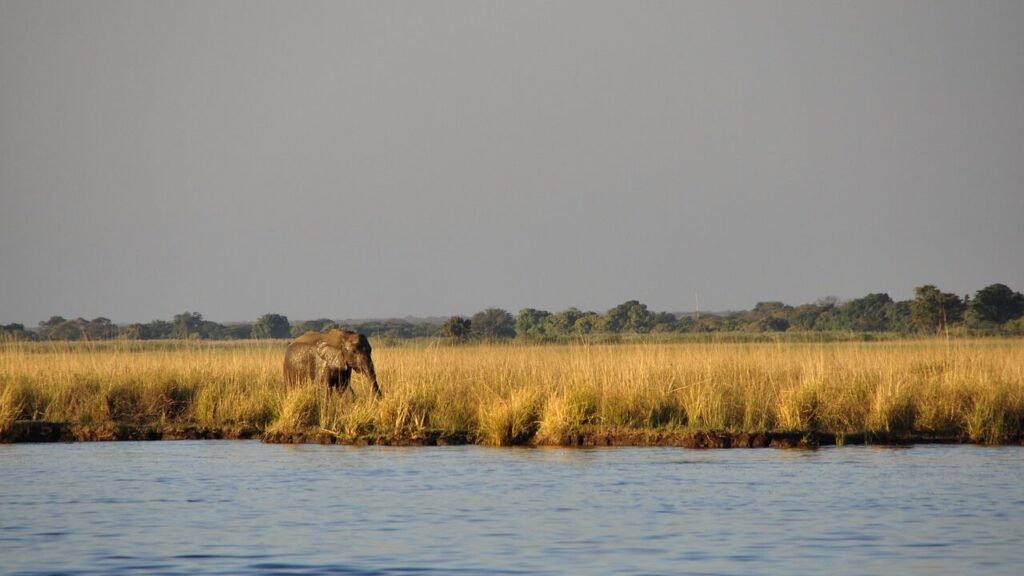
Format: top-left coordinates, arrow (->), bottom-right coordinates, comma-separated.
717,314 -> 747,332
749,316 -> 790,332
470,308 -> 516,340
207,323 -> 252,340
689,313 -> 729,332
886,301 -> 914,334
1006,316 -> 1024,336
746,302 -> 794,332
968,283 -> 1024,326
350,319 -> 405,339
602,301 -> 655,333
818,296 -> 840,307
601,303 -> 629,333
911,285 -> 965,334
790,302 -> 833,331
545,308 -> 585,336
752,301 -> 792,315
39,316 -> 67,330
441,316 -> 472,341
837,293 -> 894,332
38,316 -> 67,339
0,323 -> 33,341
651,312 -> 679,333
291,318 -> 338,337
515,308 -> 552,339
373,319 -> 443,339
83,317 -> 117,340
252,314 -> 291,339
172,312 -> 205,339
145,320 -> 174,339
119,323 -> 146,340
674,315 -> 696,333
47,320 -> 83,340
573,312 -> 602,335
195,321 -> 221,338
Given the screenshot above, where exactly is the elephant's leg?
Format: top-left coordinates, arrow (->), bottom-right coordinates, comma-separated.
336,368 -> 353,397
315,362 -> 331,388
326,368 -> 343,390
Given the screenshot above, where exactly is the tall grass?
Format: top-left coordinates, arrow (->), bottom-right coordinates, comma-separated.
1,339 -> 1022,444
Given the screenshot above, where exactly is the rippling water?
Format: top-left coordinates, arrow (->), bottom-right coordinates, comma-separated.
1,442 -> 1021,575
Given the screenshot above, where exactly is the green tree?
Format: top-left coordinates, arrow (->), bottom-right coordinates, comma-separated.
602,300 -> 655,333
120,323 -> 147,340
1006,316 -> 1024,336
144,320 -> 173,339
790,301 -> 833,330
969,283 -> 1024,326
47,320 -> 83,340
39,316 -> 67,329
837,293 -> 894,332
470,308 -> 516,340
911,285 -> 965,334
291,318 -> 338,337
573,312 -> 601,335
752,301 -> 792,315
545,308 -> 585,336
747,301 -> 794,332
83,317 -> 117,340
441,316 -> 472,341
651,312 -> 679,333
749,316 -> 790,332
38,316 -> 67,339
515,308 -> 552,339
252,314 -> 291,339
886,301 -> 914,334
0,323 -> 33,341
207,323 -> 253,339
172,312 -> 205,339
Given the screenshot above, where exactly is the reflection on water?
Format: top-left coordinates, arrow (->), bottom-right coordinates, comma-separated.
1,442 -> 1021,575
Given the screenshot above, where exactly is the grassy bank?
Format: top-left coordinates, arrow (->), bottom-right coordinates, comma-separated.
2,339 -> 1023,445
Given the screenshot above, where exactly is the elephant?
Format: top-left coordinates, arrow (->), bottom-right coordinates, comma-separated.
283,329 -> 382,397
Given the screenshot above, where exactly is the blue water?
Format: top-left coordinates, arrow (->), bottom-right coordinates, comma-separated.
1,442 -> 1021,575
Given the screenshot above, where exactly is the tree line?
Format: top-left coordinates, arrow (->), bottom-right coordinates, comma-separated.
2,283 -> 1023,342
0,312 -> 442,342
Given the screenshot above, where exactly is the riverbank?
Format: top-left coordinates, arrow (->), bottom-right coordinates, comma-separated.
3,339 -> 1023,446
4,419 -> 1021,448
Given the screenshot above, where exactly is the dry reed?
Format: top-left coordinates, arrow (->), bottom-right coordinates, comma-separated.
2,339 -> 1022,444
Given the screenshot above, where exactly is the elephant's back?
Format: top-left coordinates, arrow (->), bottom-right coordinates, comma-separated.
283,341 -> 317,381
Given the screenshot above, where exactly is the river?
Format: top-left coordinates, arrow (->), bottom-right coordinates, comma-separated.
1,442 -> 1021,575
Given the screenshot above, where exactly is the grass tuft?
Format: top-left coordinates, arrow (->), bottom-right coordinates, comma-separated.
477,388 -> 542,446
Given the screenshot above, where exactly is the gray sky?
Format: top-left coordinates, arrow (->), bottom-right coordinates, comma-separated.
2,1 -> 1022,325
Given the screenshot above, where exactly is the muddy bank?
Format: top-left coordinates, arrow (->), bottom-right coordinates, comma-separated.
261,428 -> 472,446
0,421 -> 260,443
262,428 -> 988,448
4,420 -> 1020,447
556,428 -> 982,448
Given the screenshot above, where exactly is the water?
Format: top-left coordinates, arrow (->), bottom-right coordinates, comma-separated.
1,442 -> 1021,575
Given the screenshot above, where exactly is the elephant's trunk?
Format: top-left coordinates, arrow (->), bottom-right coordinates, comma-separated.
364,361 -> 382,398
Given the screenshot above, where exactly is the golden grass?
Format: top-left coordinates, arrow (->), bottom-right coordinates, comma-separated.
1,339 -> 1022,444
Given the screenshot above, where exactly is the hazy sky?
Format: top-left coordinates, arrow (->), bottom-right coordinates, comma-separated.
2,1 -> 1022,324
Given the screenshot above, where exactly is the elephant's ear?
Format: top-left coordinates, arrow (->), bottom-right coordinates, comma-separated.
323,329 -> 357,350
315,340 -> 347,369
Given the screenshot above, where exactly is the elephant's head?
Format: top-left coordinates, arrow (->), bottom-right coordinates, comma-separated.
317,329 -> 382,397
